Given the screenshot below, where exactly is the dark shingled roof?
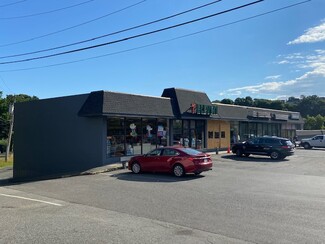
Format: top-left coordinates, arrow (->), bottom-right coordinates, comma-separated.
161,88 -> 212,118
213,103 -> 304,123
79,91 -> 174,118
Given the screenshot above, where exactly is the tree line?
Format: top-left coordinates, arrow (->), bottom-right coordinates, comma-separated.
0,92 -> 38,146
213,95 -> 325,130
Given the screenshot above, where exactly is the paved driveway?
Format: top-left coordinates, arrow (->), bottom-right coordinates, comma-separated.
1,148 -> 325,243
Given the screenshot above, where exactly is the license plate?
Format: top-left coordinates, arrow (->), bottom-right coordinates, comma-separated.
204,158 -> 208,163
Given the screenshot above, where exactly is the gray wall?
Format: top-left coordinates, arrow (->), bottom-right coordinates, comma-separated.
13,94 -> 106,180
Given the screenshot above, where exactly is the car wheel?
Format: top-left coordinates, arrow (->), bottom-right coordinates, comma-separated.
236,149 -> 242,157
173,164 -> 185,177
131,162 -> 141,174
270,151 -> 281,160
303,143 -> 311,149
244,153 -> 250,157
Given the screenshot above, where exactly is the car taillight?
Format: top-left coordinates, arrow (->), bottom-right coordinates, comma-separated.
192,158 -> 200,164
281,145 -> 290,149
192,157 -> 210,164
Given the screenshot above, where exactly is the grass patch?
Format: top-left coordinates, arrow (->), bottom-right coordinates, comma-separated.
0,154 -> 13,168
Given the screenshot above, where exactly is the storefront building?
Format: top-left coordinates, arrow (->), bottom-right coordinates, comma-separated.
13,88 -> 218,180
213,103 -> 304,144
13,88 -> 303,180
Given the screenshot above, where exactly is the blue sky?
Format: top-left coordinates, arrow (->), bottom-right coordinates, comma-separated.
0,0 -> 324,101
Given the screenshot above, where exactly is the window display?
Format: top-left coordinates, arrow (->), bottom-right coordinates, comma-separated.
107,117 -> 168,157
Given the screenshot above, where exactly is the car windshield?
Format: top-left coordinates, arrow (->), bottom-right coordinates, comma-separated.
178,147 -> 202,155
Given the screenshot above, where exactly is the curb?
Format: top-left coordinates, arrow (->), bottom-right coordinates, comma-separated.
79,163 -> 126,176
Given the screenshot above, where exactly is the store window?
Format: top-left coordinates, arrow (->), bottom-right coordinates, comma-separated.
107,117 -> 168,157
125,118 -> 141,155
157,119 -> 168,148
142,118 -> 156,154
172,120 -> 182,146
195,120 -> 205,149
172,119 -> 205,149
107,118 -> 125,157
263,124 -> 269,136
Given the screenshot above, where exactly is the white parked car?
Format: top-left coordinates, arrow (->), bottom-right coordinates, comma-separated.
300,135 -> 325,149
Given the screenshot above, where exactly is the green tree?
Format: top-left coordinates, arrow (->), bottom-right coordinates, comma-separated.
234,96 -> 254,106
245,96 -> 254,106
0,93 -> 38,139
269,100 -> 285,110
315,114 -> 325,129
297,95 -> 324,117
304,116 -> 317,130
253,99 -> 272,109
220,98 -> 234,104
304,115 -> 325,130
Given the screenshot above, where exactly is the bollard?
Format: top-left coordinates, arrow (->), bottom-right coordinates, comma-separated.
122,161 -> 127,169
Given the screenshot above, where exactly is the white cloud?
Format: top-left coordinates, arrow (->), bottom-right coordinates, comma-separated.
288,20 -> 325,44
227,80 -> 297,94
265,75 -> 281,80
221,49 -> 325,99
278,60 -> 290,64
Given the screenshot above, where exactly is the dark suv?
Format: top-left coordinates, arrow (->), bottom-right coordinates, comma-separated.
231,136 -> 294,160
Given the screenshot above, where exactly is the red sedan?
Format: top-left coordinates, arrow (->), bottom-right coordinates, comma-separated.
128,147 -> 213,177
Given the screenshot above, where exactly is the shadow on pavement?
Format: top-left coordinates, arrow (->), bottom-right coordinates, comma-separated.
110,171 -> 205,183
296,147 -> 325,151
0,167 -> 13,186
221,154 -> 288,163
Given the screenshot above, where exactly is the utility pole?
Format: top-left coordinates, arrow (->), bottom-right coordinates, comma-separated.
5,103 -> 14,162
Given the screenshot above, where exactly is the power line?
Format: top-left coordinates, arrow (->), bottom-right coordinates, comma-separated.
0,0 -> 27,8
0,0 -> 264,65
0,0 -> 147,48
0,0 -> 95,20
0,0 -> 223,59
0,0 -> 311,73
0,74 -> 14,95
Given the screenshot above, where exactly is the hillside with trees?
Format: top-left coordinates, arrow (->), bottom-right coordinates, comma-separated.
213,95 -> 325,130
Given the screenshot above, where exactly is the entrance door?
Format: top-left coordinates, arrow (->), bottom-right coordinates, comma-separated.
172,120 -> 205,149
190,129 -> 197,148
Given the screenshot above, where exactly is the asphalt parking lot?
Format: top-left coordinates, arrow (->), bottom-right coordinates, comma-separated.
218,147 -> 325,176
1,148 -> 325,243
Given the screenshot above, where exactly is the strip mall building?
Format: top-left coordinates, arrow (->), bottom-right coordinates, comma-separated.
14,88 -> 304,180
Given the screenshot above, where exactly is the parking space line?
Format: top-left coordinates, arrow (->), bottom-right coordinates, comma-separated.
0,193 -> 62,206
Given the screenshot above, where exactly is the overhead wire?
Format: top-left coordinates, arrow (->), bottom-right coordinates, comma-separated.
0,0 -> 223,59
0,0 -> 147,47
0,74 -> 14,95
0,0 -> 27,8
0,0 -> 311,72
0,0 -> 264,65
0,0 -> 95,19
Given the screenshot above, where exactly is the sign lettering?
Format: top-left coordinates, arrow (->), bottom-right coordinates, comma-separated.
190,103 -> 218,115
